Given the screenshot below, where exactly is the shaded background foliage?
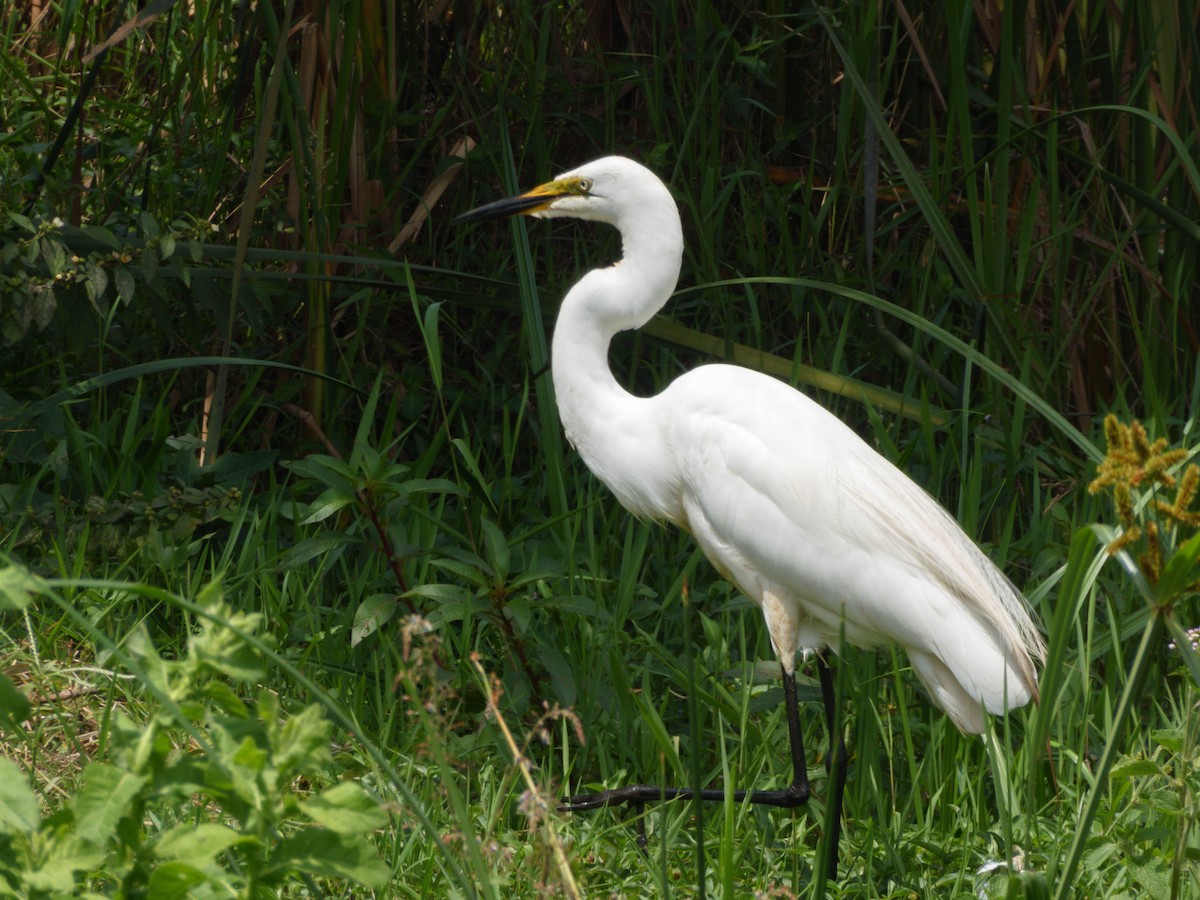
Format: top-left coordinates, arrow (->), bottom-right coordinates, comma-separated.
2,0 -> 1200,896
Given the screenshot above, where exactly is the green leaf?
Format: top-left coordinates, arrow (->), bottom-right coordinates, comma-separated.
299,782 -> 389,834
145,861 -> 210,900
1151,727 -> 1184,754
284,454 -> 358,486
114,265 -> 135,304
0,564 -> 47,611
268,827 -> 390,888
351,594 -> 398,646
1109,758 -> 1164,780
393,477 -> 463,497
429,556 -> 491,587
504,593 -> 531,635
80,224 -> 119,248
24,834 -> 104,892
203,680 -> 251,717
230,735 -> 269,774
450,438 -> 497,513
406,585 -> 489,626
155,756 -> 211,797
29,283 -> 56,329
139,211 -> 160,239
299,488 -> 355,525
1006,871 -> 1050,900
480,517 -> 510,584
278,533 -> 353,567
1166,615 -> 1200,689
40,236 -> 65,275
141,245 -> 160,282
154,822 -> 246,864
0,673 -> 33,735
73,763 -> 149,845
188,592 -> 265,683
7,211 -> 35,232
206,449 -> 279,485
270,702 -> 333,777
84,263 -> 109,304
1159,530 -> 1200,603
538,643 -> 577,707
0,758 -> 39,834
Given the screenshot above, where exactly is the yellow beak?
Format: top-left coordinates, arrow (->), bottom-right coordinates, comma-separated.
452,180 -> 568,224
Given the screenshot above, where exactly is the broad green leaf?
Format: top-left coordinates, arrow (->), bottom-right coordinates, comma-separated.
138,210 -> 160,239
1109,758 -> 1163,780
429,557 -> 490,587
73,763 -> 148,845
271,703 -> 333,777
351,594 -> 398,646
40,236 -> 65,275
1151,727 -> 1184,754
393,477 -> 463,497
504,593 -> 531,635
203,680 -> 251,717
299,782 -> 389,834
24,834 -> 104,892
538,643 -> 576,707
299,488 -> 355,525
84,263 -> 108,303
230,736 -> 269,774
1165,616 -> 1200,690
480,517 -> 510,583
0,757 -> 39,834
141,245 -> 160,282
80,224 -> 119,247
188,596 -> 265,683
0,564 -> 47,611
284,454 -> 357,485
145,861 -> 209,900
279,533 -> 353,567
114,265 -> 135,304
155,756 -> 210,796
268,827 -> 390,888
0,673 -> 33,734
154,822 -> 246,864
1159,530 -> 1200,603
7,211 -> 35,232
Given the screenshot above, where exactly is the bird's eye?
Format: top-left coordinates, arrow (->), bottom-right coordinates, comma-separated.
577,177 -> 592,193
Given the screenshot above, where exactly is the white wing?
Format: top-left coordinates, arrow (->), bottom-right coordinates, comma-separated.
654,364 -> 1044,733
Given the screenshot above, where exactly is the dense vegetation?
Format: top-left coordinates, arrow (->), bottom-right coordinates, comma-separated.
2,1 -> 1198,896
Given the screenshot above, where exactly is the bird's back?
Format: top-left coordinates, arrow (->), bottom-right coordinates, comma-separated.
650,363 -> 1044,733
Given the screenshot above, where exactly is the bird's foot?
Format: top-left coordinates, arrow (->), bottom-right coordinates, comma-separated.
560,780 -> 811,813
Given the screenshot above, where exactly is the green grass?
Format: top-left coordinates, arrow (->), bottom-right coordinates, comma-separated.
2,0 -> 1200,896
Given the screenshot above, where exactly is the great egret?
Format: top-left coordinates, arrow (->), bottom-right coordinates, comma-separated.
455,156 -> 1045,875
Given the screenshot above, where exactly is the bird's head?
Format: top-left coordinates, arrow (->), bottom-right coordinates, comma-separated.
453,156 -> 672,228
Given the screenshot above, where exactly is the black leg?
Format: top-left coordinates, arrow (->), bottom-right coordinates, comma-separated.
563,658 -> 848,876
816,654 -> 847,880
562,661 -> 814,812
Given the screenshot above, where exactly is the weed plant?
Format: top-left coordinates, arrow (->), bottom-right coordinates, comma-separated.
1,1 -> 1199,897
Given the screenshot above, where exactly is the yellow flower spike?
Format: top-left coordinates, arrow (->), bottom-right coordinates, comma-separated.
1089,416 -> 1199,590
1105,527 -> 1141,556
1131,420 -> 1152,460
1113,483 -> 1135,530
1140,521 -> 1162,585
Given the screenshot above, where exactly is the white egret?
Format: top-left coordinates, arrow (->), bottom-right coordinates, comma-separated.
455,156 -> 1045,875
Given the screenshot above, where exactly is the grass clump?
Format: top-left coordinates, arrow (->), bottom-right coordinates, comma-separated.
2,0 -> 1199,895
0,574 -> 389,897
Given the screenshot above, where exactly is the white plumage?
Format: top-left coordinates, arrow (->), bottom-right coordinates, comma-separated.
459,155 -> 1045,734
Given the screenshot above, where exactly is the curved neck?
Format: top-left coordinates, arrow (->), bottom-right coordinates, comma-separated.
549,203 -> 683,516
550,208 -> 683,438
